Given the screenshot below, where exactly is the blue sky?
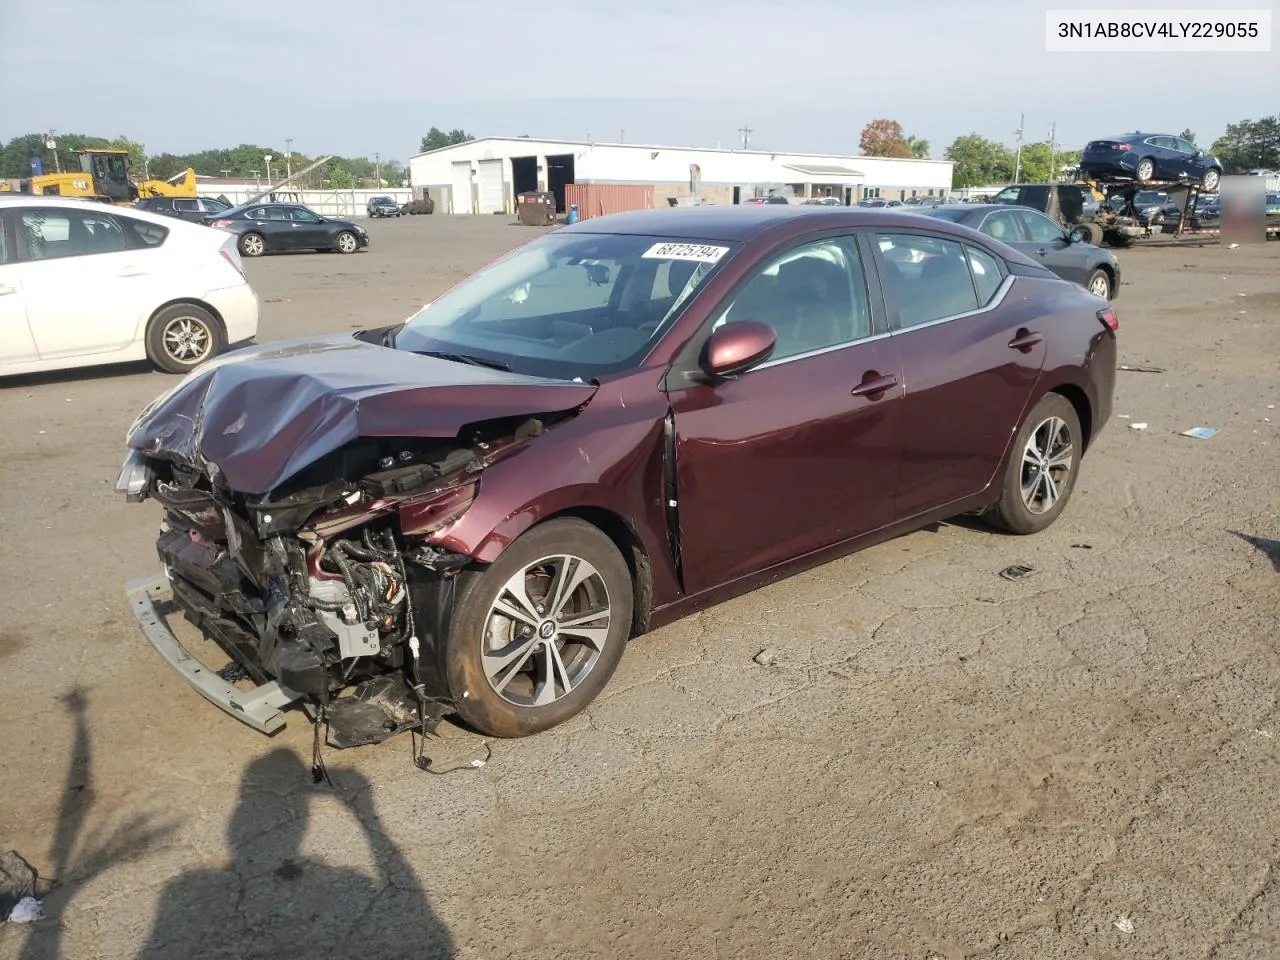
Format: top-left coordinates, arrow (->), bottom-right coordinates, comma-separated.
1,0 -> 1275,162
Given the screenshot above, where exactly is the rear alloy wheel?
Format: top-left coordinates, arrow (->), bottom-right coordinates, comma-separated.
1086,268 -> 1112,299
335,230 -> 359,254
1135,158 -> 1156,181
146,304 -> 225,374
986,393 -> 1083,535
1202,168 -> 1220,191
446,518 -> 633,737
238,232 -> 266,257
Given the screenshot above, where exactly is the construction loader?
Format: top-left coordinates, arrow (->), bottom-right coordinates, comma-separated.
0,148 -> 197,205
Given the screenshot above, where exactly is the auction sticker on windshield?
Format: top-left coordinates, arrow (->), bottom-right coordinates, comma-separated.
642,242 -> 730,263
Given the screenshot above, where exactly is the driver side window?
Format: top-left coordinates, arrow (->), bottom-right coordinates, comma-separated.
711,238 -> 870,363
1018,210 -> 1066,243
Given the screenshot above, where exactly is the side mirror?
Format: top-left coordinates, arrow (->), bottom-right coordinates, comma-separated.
701,321 -> 776,379
1066,228 -> 1084,243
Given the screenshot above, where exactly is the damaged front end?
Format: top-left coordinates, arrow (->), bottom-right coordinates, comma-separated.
120,418 -> 558,748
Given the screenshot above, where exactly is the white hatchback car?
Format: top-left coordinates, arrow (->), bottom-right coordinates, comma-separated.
0,196 -> 259,376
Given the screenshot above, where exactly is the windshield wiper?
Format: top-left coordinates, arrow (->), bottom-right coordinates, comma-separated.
413,350 -> 510,371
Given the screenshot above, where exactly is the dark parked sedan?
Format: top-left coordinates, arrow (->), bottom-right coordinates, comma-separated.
117,206 -> 1117,747
903,203 -> 1120,300
204,202 -> 369,257
135,195 -> 232,222
1080,133 -> 1222,190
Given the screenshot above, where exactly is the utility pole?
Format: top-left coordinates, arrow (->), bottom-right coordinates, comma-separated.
374,152 -> 381,187
620,129 -> 624,143
285,138 -> 293,181
737,125 -> 753,150
1047,122 -> 1057,183
1013,114 -> 1025,184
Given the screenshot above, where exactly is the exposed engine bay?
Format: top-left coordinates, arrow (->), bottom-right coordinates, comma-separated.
123,413 -> 565,750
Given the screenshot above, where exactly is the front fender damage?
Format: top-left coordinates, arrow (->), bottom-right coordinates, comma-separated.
123,406 -> 583,750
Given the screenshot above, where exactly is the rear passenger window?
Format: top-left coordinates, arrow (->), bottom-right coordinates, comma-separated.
964,246 -> 1003,305
120,216 -> 169,248
20,210 -> 127,260
876,234 -> 979,329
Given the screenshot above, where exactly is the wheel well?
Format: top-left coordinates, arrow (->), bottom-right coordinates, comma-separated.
1050,384 -> 1093,450
147,298 -> 227,339
1094,261 -> 1116,288
541,506 -> 653,638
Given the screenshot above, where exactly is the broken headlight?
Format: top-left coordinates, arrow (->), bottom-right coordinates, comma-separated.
115,449 -> 153,503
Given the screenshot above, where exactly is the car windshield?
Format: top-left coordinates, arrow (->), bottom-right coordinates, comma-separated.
394,231 -> 739,380
1134,192 -> 1167,205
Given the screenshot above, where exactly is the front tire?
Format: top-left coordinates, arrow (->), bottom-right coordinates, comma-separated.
335,230 -> 359,254
986,393 -> 1083,535
1086,267 -> 1112,299
238,232 -> 265,257
145,303 -> 225,374
1202,168 -> 1221,191
1135,158 -> 1156,181
446,518 -> 634,738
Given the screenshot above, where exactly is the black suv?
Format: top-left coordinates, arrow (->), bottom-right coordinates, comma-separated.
367,196 -> 401,218
135,196 -> 232,222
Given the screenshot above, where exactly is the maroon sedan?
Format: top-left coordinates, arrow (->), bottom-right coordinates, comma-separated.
118,206 -> 1117,746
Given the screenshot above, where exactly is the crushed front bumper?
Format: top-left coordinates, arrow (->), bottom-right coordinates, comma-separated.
125,573 -> 303,735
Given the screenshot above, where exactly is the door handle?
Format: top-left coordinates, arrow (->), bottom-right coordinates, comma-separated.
850,372 -> 898,398
1036,248 -> 1050,256
1008,329 -> 1043,351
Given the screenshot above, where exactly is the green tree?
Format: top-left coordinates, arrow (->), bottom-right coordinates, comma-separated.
944,133 -> 1016,187
1178,127 -> 1196,144
420,127 -> 474,152
859,119 -> 911,158
327,163 -> 356,189
1210,116 -> 1280,173
904,135 -> 930,160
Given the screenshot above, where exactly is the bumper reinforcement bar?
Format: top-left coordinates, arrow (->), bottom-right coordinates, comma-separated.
125,573 -> 302,735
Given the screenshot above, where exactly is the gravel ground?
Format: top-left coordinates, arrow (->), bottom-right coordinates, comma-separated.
1,217 -> 1278,960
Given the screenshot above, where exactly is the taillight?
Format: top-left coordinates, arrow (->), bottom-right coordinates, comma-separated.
1116,143 -> 1131,151
210,219 -> 232,228
1098,307 -> 1118,332
219,248 -> 246,278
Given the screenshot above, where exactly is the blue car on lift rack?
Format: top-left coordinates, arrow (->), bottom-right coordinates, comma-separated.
1080,133 -> 1223,191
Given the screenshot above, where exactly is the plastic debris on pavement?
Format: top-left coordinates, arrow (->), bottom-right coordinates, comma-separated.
6,897 -> 44,924
0,850 -> 42,923
753,648 -> 779,667
1180,427 -> 1219,440
1113,915 -> 1136,934
1129,422 -> 1149,430
998,564 -> 1036,582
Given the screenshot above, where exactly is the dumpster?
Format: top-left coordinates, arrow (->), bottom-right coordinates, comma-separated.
516,190 -> 555,226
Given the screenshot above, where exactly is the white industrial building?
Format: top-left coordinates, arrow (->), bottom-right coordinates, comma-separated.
409,137 -> 954,215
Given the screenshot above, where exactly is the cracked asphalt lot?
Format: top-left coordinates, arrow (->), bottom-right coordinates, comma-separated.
1,219 -> 1278,959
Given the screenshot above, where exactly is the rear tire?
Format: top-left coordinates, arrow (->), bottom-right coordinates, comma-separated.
986,393 -> 1083,535
445,518 -> 634,738
1081,222 -> 1104,246
145,303 -> 225,374
238,232 -> 265,257
1136,158 -> 1156,181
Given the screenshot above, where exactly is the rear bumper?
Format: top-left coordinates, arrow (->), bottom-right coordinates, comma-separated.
203,281 -> 260,344
126,573 -> 302,735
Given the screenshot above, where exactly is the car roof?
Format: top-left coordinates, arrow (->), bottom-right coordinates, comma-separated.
560,205 -> 999,244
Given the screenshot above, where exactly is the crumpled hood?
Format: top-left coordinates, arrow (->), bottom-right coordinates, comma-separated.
126,334 -> 597,494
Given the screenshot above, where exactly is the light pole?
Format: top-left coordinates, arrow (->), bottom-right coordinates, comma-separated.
45,131 -> 60,173
284,139 -> 293,181
264,155 -> 273,184
1013,114 -> 1025,184
1047,122 -> 1057,183
374,152 -> 381,187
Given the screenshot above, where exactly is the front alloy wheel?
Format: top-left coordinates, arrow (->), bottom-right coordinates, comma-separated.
483,556 -> 612,708
445,518 -> 633,737
335,231 -> 358,253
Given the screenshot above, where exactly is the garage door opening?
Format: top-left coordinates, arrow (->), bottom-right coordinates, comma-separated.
511,156 -> 538,208
546,154 -> 575,213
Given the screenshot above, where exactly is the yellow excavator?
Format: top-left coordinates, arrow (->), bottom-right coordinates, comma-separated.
0,148 -> 197,205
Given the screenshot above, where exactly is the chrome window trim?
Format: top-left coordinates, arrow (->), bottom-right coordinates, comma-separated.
753,329 -> 893,371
